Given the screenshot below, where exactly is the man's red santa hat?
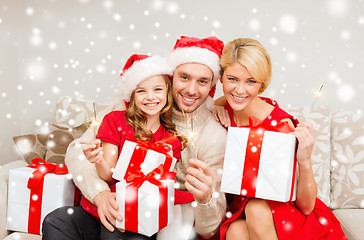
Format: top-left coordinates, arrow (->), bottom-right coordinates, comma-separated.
118,54 -> 172,103
167,36 -> 224,108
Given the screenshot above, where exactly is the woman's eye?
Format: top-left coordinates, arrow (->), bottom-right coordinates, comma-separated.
136,90 -> 145,93
155,88 -> 163,91
228,77 -> 237,81
248,79 -> 257,84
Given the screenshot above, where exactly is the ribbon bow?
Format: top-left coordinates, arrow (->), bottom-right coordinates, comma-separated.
247,116 -> 294,133
125,164 -> 176,189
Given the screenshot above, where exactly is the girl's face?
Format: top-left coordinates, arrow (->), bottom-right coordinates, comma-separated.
221,62 -> 262,112
134,75 -> 168,119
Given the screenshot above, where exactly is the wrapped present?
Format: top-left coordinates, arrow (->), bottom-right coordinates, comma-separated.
115,164 -> 175,236
7,158 -> 77,235
221,117 -> 298,202
112,136 -> 177,180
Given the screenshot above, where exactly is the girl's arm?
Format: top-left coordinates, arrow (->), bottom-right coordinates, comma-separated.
83,139 -> 119,185
288,121 -> 317,215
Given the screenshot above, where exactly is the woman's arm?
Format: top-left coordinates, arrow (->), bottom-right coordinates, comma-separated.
212,96 -> 230,127
289,121 -> 317,215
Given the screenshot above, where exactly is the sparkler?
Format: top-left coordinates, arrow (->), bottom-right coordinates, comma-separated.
91,102 -> 99,125
311,84 -> 324,109
182,110 -> 197,159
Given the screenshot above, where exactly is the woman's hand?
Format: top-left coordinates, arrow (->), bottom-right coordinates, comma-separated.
212,105 -> 231,128
82,139 -> 104,164
290,122 -> 315,168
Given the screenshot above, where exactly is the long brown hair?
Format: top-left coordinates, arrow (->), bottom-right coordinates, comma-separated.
125,75 -> 187,149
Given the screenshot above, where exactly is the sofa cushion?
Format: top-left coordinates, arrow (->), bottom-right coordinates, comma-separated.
333,209 -> 364,240
287,105 -> 331,206
3,232 -> 42,240
330,111 -> 364,209
55,96 -> 108,128
13,134 -> 48,165
45,124 -> 89,164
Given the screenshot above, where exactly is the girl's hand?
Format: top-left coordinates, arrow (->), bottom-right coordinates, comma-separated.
82,139 -> 104,164
290,122 -> 315,168
212,105 -> 231,127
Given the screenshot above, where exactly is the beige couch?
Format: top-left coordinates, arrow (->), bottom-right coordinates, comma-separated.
1,97 -> 363,240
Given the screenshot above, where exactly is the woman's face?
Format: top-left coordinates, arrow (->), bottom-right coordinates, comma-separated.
134,75 -> 168,119
221,62 -> 262,112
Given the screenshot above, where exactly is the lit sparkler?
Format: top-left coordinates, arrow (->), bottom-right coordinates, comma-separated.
311,84 -> 324,109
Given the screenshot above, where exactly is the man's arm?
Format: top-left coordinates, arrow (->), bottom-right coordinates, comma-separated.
185,119 -> 227,239
65,126 -> 122,232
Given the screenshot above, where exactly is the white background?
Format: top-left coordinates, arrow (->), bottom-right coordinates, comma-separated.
1,0 -> 364,165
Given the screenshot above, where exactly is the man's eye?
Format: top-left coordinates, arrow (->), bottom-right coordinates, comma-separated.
181,75 -> 188,80
199,80 -> 208,84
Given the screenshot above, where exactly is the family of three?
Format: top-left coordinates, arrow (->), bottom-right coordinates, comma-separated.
42,36 -> 347,240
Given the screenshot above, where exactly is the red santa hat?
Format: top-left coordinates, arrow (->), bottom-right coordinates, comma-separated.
118,54 -> 172,102
167,36 -> 224,108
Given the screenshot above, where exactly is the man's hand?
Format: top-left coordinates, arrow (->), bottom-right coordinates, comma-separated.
185,158 -> 214,204
93,190 -> 124,232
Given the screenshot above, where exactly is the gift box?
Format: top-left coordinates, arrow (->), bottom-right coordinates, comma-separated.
112,137 -> 177,180
115,176 -> 175,236
112,137 -> 177,236
220,117 -> 298,202
7,159 -> 76,235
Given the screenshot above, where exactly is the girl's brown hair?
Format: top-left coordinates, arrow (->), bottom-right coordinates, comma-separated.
125,75 -> 187,149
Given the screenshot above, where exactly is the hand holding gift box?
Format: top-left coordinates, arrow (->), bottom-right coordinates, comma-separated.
112,137 -> 177,236
7,158 -> 78,235
221,116 -> 298,202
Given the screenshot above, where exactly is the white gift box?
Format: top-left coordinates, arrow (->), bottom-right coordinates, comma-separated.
221,127 -> 298,202
112,140 -> 177,180
115,179 -> 175,236
7,167 -> 75,234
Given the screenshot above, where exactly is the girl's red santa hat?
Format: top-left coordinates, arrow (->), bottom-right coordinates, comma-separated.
167,36 -> 224,109
118,54 -> 173,102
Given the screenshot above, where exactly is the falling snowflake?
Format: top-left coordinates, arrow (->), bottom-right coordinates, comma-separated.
279,14 -> 297,34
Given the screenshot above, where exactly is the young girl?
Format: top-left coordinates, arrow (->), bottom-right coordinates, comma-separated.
82,54 -> 187,240
213,38 -> 347,240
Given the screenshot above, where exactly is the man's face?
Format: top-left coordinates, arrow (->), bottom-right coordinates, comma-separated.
172,63 -> 213,113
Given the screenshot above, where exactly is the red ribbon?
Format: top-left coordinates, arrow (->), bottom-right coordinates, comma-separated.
26,158 -> 70,234
124,136 -> 177,178
240,117 -> 296,201
124,163 -> 176,233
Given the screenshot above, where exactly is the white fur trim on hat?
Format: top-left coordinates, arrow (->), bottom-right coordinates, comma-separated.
167,47 -> 221,86
118,56 -> 172,102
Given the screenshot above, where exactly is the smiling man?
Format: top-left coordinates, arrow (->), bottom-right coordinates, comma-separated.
166,36 -> 227,239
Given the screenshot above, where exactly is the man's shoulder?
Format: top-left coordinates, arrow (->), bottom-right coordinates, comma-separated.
200,111 -> 227,136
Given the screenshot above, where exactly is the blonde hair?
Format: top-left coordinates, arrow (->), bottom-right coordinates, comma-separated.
125,75 -> 187,148
220,38 -> 272,94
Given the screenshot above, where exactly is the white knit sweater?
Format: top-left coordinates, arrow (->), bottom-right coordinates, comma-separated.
172,105 -> 227,238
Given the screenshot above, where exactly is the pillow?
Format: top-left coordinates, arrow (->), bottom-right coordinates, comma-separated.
45,123 -> 89,164
286,105 -> 331,206
55,96 -> 108,128
330,111 -> 364,209
13,133 -> 48,165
